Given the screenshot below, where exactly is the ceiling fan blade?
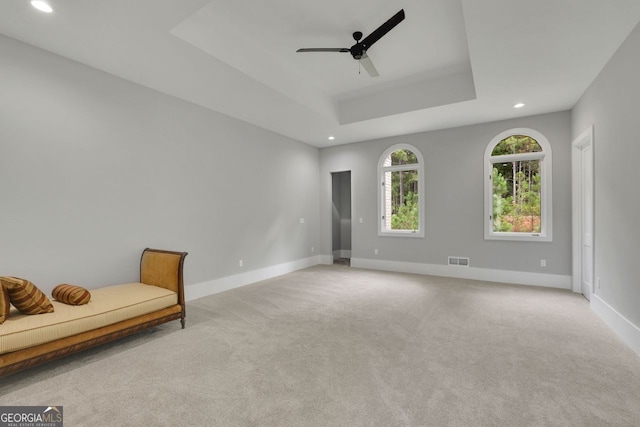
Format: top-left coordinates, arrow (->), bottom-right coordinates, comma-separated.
296,48 -> 350,53
361,9 -> 405,49
359,54 -> 379,77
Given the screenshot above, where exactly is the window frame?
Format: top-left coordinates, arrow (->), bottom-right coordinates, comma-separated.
377,143 -> 425,238
484,128 -> 553,242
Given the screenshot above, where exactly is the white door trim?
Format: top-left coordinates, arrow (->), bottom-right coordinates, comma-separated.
571,126 -> 594,294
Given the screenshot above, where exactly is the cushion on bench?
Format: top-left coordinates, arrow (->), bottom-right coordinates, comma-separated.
0,277 -> 54,315
1,285 -> 10,324
0,283 -> 177,355
52,284 -> 92,305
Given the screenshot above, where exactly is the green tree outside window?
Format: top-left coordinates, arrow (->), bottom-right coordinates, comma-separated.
491,136 -> 542,233
389,150 -> 419,230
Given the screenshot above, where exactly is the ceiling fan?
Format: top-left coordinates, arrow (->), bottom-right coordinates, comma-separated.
296,9 -> 405,77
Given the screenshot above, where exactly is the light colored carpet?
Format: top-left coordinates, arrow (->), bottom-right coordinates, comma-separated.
2,265 -> 640,426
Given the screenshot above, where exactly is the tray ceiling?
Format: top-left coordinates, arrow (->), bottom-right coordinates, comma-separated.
1,0 -> 639,147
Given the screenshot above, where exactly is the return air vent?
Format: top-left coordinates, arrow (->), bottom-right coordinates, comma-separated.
448,256 -> 469,267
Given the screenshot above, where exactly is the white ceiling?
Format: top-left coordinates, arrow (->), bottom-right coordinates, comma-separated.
1,0 -> 640,147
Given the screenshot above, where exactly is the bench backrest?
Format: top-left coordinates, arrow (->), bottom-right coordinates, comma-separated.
140,248 -> 187,306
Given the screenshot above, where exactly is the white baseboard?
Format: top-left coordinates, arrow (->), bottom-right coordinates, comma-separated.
591,294 -> 640,356
319,254 -> 333,265
332,250 -> 352,259
185,255 -> 323,301
350,258 -> 571,289
186,254 -> 571,303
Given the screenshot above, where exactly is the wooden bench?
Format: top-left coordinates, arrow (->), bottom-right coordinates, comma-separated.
0,248 -> 187,378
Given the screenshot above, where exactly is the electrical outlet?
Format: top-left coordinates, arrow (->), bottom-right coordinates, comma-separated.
239,260 -> 243,267
359,218 -> 363,223
299,218 -> 305,224
374,249 -> 379,255
540,259 -> 546,267
311,247 -> 315,253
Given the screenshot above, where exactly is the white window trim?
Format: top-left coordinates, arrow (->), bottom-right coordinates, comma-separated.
378,143 -> 425,238
483,128 -> 553,242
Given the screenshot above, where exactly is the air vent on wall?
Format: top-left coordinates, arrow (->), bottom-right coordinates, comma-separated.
448,256 -> 469,267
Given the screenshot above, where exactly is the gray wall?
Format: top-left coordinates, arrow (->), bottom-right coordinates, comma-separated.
320,111 -> 572,275
572,22 -> 640,327
0,35 -> 319,293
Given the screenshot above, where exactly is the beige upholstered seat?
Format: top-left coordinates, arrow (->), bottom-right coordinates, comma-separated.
1,283 -> 177,354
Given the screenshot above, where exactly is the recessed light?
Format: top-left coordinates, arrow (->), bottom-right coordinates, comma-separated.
513,103 -> 525,109
328,136 -> 335,140
31,1 -> 53,13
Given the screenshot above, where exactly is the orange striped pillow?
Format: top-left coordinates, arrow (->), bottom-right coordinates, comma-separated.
0,276 -> 54,315
1,283 -> 10,324
52,284 -> 91,305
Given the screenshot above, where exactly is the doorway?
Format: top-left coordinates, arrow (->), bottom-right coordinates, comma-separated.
331,171 -> 352,266
572,127 -> 594,300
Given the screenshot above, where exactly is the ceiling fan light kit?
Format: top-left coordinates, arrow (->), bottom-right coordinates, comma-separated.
296,9 -> 405,77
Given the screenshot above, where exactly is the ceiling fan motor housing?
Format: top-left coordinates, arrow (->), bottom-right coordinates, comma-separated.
351,31 -> 365,59
350,45 -> 365,59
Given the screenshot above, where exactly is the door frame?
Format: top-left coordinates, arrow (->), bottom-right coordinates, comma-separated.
330,170 -> 352,261
571,126 -> 594,295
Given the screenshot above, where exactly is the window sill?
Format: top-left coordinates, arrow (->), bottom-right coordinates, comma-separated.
379,230 -> 425,238
485,232 -> 552,242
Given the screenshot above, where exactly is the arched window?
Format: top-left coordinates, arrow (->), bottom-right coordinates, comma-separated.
484,128 -> 552,241
378,144 -> 424,237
